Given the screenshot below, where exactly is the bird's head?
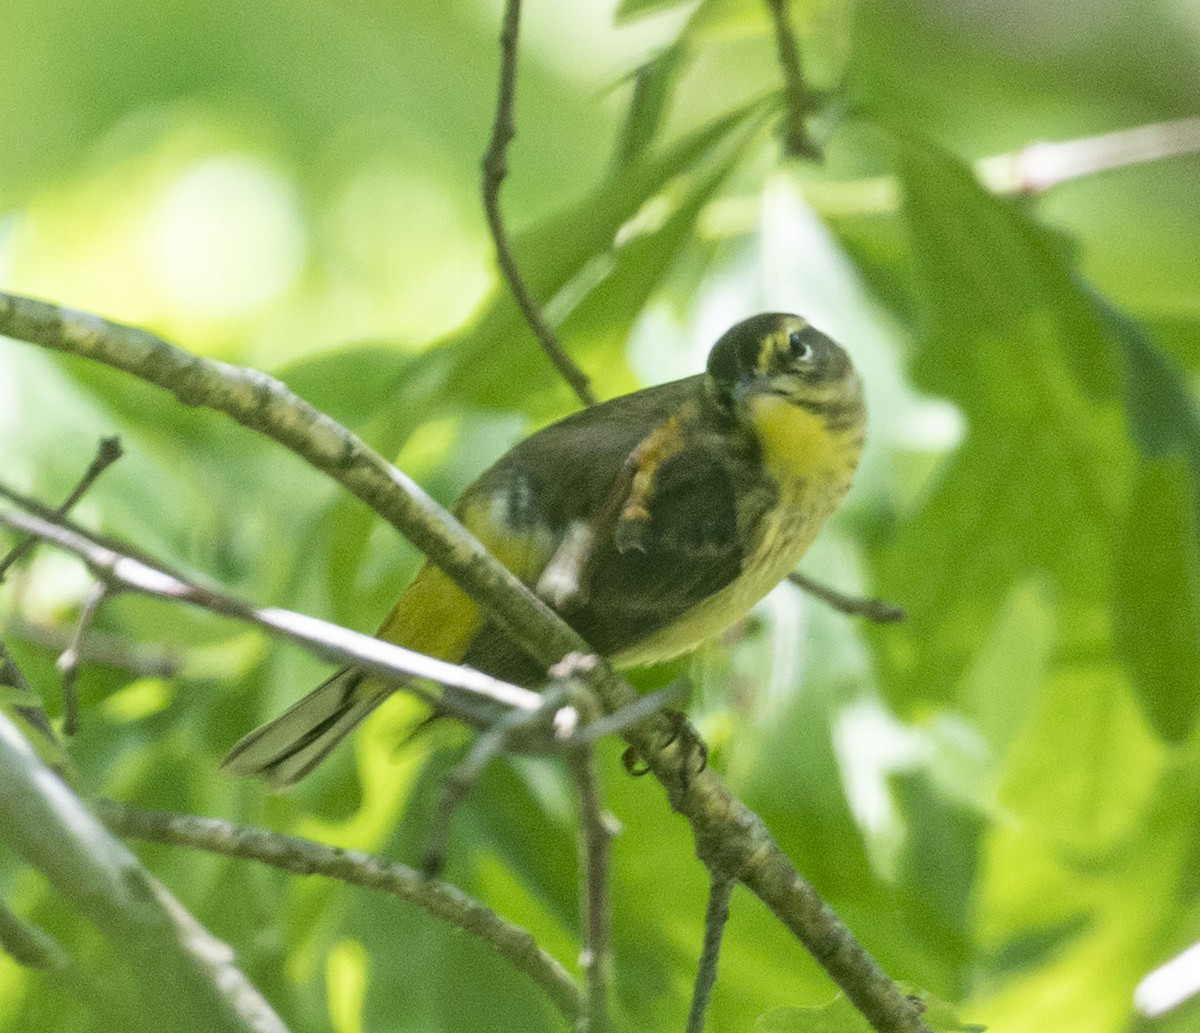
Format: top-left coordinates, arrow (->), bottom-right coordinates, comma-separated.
704,313 -> 865,478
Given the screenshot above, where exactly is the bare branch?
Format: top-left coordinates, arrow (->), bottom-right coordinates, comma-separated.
483,0 -> 597,407
0,294 -> 933,1033
717,117 -> 1200,225
0,436 -> 122,585
685,876 -> 734,1033
977,116 -> 1200,195
763,0 -> 820,159
788,572 -> 905,624
0,714 -> 288,1033
0,508 -> 541,717
95,800 -> 582,1024
0,293 -> 584,674
423,689 -> 569,877
569,749 -> 615,1033
6,616 -> 182,680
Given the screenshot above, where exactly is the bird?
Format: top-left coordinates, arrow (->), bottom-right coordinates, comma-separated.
222,313 -> 866,786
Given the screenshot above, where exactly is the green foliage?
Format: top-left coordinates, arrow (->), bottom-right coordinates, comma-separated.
2,1 -> 1199,1032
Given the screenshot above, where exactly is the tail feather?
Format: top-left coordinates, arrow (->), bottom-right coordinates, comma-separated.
221,668 -> 386,787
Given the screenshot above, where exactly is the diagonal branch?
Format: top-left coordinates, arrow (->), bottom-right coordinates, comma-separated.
0,713 -> 289,1033
0,508 -> 542,718
94,800 -> 582,1024
482,0 -> 597,407
0,292 -> 933,1033
0,898 -> 72,972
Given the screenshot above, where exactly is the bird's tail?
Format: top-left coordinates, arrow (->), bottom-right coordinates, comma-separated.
220,668 -> 387,787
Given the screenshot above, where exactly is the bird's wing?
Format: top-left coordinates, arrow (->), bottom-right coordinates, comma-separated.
451,381 -> 763,680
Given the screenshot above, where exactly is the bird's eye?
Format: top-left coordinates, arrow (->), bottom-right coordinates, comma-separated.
788,328 -> 814,362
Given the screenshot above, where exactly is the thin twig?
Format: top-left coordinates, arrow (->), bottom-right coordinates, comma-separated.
0,436 -> 122,584
7,616 -> 182,680
763,0 -> 820,159
0,898 -> 71,972
482,0 -> 597,406
423,689 -> 568,877
569,749 -> 615,1033
57,581 -> 110,735
95,800 -> 582,1024
0,293 -> 934,1033
787,572 -> 905,624
977,116 -> 1200,195
704,117 -> 1200,227
565,681 -> 687,747
0,508 -> 542,717
0,714 -> 289,1033
685,876 -> 735,1033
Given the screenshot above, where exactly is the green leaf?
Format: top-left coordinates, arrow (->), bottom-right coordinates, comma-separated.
614,0 -> 697,24
862,132 -> 1132,712
998,665 -> 1163,857
612,46 -> 685,165
892,772 -> 986,994
1113,456 -> 1200,742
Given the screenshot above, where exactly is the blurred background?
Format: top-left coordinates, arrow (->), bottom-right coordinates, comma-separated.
1,0 -> 1199,1030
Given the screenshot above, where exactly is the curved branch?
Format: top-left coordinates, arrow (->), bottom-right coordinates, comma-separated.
0,293 -> 932,1033
482,0 -> 597,407
94,801 -> 582,1024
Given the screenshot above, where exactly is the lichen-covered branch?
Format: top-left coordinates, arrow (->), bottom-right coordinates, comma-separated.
0,292 -> 932,1033
94,801 -> 582,1024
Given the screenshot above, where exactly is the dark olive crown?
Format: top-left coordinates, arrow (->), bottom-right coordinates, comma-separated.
705,313 -> 850,393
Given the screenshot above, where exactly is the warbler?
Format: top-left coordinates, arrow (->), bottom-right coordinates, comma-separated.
223,313 -> 865,785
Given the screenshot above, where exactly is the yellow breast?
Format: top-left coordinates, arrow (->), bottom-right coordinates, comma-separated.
614,400 -> 864,667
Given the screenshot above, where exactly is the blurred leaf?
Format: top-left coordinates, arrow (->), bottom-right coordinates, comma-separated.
864,132 -> 1131,712
959,579 -> 1055,763
615,0 -> 696,23
613,46 -> 685,166
998,665 -> 1163,858
1113,457 -> 1200,742
892,772 -> 985,996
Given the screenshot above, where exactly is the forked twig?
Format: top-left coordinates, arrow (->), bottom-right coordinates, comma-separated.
0,436 -> 122,584
96,800 -> 582,1023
